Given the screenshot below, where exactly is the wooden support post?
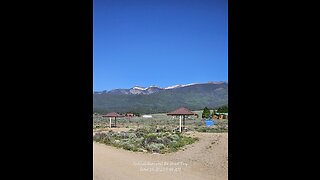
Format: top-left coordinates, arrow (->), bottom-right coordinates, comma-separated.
180,115 -> 182,132
183,115 -> 185,130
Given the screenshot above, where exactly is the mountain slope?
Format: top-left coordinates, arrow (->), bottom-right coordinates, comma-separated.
93,82 -> 228,114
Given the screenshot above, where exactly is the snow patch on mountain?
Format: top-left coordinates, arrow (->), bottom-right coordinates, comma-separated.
132,86 -> 147,90
165,83 -> 201,89
164,85 -> 183,89
94,81 -> 227,94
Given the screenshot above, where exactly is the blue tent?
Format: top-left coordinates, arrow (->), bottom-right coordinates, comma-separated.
205,119 -> 214,127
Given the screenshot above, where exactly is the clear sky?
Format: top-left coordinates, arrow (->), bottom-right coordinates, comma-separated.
94,0 -> 228,91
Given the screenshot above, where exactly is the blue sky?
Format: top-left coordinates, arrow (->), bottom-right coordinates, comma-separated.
94,0 -> 228,91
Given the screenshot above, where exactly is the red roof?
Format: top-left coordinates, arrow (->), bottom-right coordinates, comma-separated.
102,112 -> 123,117
167,107 -> 195,115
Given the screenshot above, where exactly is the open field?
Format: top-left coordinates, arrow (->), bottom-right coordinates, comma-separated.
93,112 -> 228,180
93,111 -> 228,133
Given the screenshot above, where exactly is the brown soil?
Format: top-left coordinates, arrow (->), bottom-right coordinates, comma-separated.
94,132 -> 228,180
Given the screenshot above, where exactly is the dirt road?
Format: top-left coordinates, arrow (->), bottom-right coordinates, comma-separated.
94,132 -> 228,180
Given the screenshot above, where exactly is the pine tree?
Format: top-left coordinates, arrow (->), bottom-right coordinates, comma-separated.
202,107 -> 211,119
217,106 -> 228,113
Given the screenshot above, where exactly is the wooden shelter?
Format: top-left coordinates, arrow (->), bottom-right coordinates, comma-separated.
167,107 -> 196,132
102,112 -> 124,128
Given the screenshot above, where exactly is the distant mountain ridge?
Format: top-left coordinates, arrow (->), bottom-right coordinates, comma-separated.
94,81 -> 227,95
93,81 -> 228,114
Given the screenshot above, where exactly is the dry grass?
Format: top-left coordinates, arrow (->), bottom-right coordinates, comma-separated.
93,111 -> 228,133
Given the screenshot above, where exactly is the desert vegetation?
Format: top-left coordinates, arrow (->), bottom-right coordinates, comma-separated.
93,110 -> 227,154
93,111 -> 228,131
194,125 -> 228,133
93,127 -> 198,153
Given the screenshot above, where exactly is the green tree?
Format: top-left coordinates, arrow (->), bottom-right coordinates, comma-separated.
217,106 -> 228,113
202,107 -> 211,119
133,112 -> 141,117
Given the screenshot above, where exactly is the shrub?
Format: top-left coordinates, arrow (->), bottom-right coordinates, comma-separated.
195,126 -> 228,133
128,133 -> 137,139
146,143 -> 165,153
156,127 -> 170,133
121,141 -> 136,151
93,133 -> 107,142
195,122 -> 202,126
143,133 -> 158,145
160,136 -> 172,146
169,134 -> 180,141
93,129 -> 198,153
135,128 -> 149,138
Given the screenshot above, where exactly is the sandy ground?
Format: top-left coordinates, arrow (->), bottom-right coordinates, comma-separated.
94,132 -> 228,180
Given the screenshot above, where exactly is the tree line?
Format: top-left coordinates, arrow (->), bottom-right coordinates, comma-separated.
201,105 -> 228,119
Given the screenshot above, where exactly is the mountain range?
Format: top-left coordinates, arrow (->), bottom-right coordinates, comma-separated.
93,81 -> 228,114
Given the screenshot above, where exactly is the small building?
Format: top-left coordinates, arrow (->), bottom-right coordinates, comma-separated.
213,112 -> 228,119
142,115 -> 152,118
125,112 -> 134,117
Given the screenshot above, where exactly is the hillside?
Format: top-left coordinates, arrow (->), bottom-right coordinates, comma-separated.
93,82 -> 228,114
